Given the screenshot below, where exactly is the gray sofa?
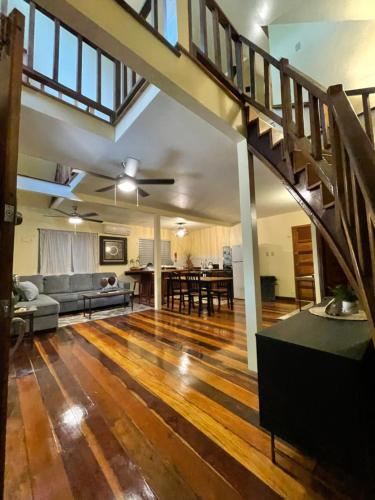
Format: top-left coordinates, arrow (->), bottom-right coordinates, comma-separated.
17,272 -> 130,333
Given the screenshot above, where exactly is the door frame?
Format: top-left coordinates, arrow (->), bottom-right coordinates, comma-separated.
0,9 -> 25,496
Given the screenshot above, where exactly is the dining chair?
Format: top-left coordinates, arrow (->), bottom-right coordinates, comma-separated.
167,272 -> 187,313
185,273 -> 211,316
211,279 -> 233,311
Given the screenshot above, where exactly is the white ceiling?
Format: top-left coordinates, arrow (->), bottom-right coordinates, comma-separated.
216,0 -> 375,36
18,86 -> 300,226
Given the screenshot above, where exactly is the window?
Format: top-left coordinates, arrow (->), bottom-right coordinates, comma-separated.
139,239 -> 172,266
39,229 -> 98,274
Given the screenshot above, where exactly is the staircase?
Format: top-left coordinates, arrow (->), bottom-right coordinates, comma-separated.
188,0 -> 375,334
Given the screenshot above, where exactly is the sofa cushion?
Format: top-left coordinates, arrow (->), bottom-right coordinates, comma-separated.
70,274 -> 93,292
19,275 -> 44,293
16,281 -> 39,301
44,275 -> 71,294
92,272 -> 118,290
48,292 -> 79,304
16,294 -> 59,317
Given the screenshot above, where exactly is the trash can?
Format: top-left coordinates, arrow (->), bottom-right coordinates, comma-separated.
260,276 -> 277,301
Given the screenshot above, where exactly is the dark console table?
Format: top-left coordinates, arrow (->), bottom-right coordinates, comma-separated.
256,310 -> 375,479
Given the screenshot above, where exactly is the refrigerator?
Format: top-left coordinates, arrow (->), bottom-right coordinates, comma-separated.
232,245 -> 245,299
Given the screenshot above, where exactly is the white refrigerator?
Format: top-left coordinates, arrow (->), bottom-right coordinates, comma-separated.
232,245 -> 245,299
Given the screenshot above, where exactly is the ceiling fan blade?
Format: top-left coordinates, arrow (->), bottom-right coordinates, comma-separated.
136,179 -> 175,185
89,172 -> 117,181
55,209 -> 71,216
43,215 -> 66,218
82,218 -> 103,223
138,188 -> 150,198
96,184 -> 115,193
80,212 -> 98,218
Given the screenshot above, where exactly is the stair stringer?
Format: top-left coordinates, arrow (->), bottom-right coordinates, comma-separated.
247,120 -> 361,303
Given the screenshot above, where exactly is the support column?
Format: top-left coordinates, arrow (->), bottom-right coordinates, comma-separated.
154,214 -> 162,310
237,140 -> 262,372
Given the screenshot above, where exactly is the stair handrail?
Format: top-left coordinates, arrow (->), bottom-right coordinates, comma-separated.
328,85 -> 375,218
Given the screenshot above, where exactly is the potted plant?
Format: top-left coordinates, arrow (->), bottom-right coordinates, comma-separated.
332,284 -> 359,314
185,252 -> 194,270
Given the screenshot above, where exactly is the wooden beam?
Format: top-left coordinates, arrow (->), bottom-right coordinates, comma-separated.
234,39 -> 243,92
264,58 -> 270,109
199,0 -> 208,55
28,0 -> 35,68
0,11 -> 24,496
362,93 -> 374,147
97,48 -> 101,104
53,19 -> 60,81
212,7 -> 221,70
308,93 -> 322,160
225,24 -> 233,80
76,35 -> 82,94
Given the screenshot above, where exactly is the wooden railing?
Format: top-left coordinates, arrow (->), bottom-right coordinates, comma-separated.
346,87 -> 375,147
2,0 -> 148,123
188,0 -> 282,125
188,0 -> 375,329
328,85 -> 375,322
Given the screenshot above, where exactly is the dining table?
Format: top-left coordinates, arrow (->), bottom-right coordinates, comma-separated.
177,275 -> 234,315
125,269 -> 233,313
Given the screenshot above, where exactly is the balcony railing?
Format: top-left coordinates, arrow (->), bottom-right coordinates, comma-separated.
2,0 -> 149,123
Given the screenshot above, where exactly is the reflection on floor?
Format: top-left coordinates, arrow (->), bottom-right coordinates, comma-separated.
5,300 -> 356,499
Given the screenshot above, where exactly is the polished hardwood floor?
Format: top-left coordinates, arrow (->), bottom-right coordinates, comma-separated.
5,300 -> 356,499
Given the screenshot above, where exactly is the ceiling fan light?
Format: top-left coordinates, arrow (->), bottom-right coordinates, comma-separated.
176,225 -> 187,238
69,216 -> 82,224
118,178 -> 137,193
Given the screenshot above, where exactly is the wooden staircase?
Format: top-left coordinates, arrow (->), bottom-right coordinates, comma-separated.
188,0 -> 375,337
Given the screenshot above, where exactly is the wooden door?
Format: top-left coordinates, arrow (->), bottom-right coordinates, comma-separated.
0,10 -> 24,496
292,224 -> 315,303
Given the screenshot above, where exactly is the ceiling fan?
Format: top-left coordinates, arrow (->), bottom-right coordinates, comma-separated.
45,205 -> 103,224
91,158 -> 175,199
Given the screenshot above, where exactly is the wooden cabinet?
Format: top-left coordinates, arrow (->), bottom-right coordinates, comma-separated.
256,311 -> 375,478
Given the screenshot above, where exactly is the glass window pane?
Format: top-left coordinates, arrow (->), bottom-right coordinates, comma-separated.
58,27 -> 78,90
101,55 -> 114,110
82,42 -> 97,101
164,0 -> 178,45
33,10 -> 54,77
7,0 -> 29,49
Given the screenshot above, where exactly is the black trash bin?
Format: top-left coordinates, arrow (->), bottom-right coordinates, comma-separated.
260,276 -> 277,301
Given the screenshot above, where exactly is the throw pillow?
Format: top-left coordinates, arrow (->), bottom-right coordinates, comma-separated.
103,276 -> 118,291
17,281 -> 39,301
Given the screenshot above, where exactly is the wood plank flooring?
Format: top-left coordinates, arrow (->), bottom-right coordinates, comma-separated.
5,300 -> 356,499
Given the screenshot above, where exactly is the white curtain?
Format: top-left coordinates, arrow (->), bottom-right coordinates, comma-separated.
72,232 -> 98,273
39,229 -> 98,275
39,230 -> 72,275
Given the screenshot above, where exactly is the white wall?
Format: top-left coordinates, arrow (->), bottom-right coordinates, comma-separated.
173,209 -> 310,297
269,20 -> 375,108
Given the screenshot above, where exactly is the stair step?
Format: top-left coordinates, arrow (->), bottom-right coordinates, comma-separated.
292,150 -> 308,173
321,184 -> 335,208
306,166 -> 321,189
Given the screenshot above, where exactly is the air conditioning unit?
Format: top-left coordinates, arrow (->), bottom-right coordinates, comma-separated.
102,224 -> 131,237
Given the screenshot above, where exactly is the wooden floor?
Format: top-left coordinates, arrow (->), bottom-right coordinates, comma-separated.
5,300 -> 356,499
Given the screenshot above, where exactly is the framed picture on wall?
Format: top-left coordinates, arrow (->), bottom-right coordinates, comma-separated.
99,236 -> 128,265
